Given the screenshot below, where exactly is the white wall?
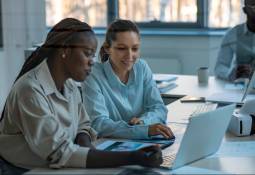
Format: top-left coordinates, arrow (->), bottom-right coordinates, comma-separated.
141,35 -> 223,75
96,34 -> 223,75
0,0 -> 46,113
0,50 -> 6,112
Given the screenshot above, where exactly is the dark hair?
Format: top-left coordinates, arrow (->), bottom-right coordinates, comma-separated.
0,18 -> 94,121
100,19 -> 140,62
15,18 -> 94,82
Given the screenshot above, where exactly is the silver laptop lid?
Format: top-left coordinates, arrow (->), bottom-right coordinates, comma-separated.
172,104 -> 235,169
241,71 -> 255,102
206,71 -> 255,104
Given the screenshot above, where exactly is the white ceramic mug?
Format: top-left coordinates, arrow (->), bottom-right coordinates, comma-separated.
197,67 -> 209,84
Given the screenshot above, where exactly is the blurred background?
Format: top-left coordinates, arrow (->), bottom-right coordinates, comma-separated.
0,0 -> 246,112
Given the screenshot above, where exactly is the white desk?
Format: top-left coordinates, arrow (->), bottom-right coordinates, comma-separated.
161,74 -> 255,105
162,74 -> 235,98
26,99 -> 255,174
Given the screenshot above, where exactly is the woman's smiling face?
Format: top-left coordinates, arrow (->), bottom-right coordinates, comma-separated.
107,31 -> 140,73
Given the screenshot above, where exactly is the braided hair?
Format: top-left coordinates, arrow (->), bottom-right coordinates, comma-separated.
1,18 -> 95,121
15,18 -> 94,82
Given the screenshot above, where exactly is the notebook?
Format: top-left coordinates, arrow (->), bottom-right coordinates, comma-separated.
206,71 -> 255,104
157,81 -> 178,93
154,74 -> 178,93
153,74 -> 178,83
160,104 -> 235,170
96,140 -> 154,151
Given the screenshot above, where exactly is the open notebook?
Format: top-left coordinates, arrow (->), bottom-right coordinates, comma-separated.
96,140 -> 154,151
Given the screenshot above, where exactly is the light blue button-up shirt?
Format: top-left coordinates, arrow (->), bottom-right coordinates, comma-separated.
215,23 -> 255,80
82,59 -> 168,139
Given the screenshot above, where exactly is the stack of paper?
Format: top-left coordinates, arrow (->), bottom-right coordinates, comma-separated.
153,74 -> 178,83
156,81 -> 178,93
153,74 -> 178,93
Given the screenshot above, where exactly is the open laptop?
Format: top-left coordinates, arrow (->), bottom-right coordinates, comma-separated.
206,71 -> 255,104
160,104 -> 235,170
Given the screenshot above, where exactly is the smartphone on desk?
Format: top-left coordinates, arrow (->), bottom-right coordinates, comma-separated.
180,96 -> 205,103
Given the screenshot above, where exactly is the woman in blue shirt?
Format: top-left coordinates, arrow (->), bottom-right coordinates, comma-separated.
82,19 -> 174,139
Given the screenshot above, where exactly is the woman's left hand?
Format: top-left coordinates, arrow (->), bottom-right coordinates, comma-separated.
129,117 -> 144,125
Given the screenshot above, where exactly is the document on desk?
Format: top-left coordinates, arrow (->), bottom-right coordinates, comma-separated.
214,141 -> 255,157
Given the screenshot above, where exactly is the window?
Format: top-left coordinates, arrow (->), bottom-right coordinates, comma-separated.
208,0 -> 244,28
119,0 -> 199,28
119,0 -> 197,23
45,0 -> 107,27
118,0 -> 244,28
46,0 -> 244,29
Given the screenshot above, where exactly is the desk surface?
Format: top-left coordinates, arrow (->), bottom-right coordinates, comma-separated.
27,99 -> 255,174
162,74 -> 232,98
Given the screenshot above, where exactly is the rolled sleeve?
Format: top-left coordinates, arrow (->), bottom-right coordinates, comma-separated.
77,128 -> 97,142
134,125 -> 149,139
92,117 -> 150,139
61,147 -> 90,168
78,104 -> 98,141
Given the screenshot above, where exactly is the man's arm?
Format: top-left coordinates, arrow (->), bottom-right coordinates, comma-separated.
215,28 -> 237,81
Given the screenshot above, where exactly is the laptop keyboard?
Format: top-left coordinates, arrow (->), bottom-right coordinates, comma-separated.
191,103 -> 218,116
161,153 -> 177,167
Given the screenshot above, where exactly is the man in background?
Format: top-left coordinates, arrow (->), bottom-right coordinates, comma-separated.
215,0 -> 255,81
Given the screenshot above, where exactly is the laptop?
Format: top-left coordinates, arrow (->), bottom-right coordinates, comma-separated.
206,71 -> 255,104
160,104 -> 235,170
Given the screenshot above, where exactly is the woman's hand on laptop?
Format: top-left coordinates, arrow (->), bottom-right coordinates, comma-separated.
148,123 -> 174,139
132,145 -> 163,167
